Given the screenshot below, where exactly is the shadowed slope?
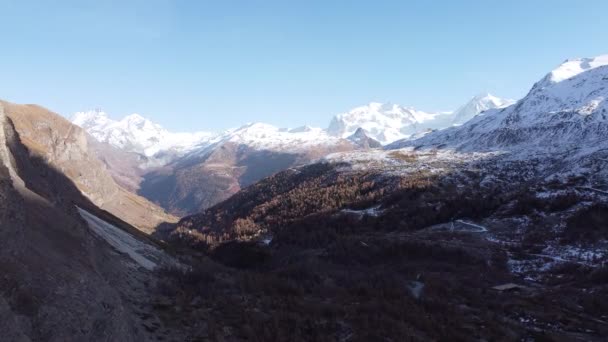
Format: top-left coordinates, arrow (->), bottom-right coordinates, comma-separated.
1,100 -> 176,233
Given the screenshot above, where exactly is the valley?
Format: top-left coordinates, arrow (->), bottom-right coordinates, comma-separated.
72,94 -> 512,215
1,51 -> 608,340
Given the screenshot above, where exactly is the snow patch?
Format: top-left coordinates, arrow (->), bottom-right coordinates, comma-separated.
341,205 -> 384,217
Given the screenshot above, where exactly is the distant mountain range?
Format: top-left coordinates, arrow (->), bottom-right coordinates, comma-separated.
72,93 -> 513,214
73,93 -> 513,161
174,52 -> 608,247
72,110 -> 215,157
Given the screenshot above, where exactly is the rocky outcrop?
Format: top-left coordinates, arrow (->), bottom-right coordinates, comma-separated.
347,128 -> 382,149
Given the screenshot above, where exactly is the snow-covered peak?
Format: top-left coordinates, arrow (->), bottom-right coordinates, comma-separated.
451,93 -> 515,125
327,102 -> 445,144
326,96 -> 512,145
394,54 -> 608,153
122,113 -> 148,125
72,109 -> 111,129
513,54 -> 608,126
123,113 -> 146,121
545,55 -> 608,84
73,92 -> 517,163
206,122 -> 341,152
119,113 -> 164,135
72,110 -> 214,157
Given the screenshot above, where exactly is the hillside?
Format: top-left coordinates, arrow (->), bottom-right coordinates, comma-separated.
138,124 -> 358,215
2,101 -> 176,232
0,103 -> 185,340
164,145 -> 608,340
159,55 -> 608,340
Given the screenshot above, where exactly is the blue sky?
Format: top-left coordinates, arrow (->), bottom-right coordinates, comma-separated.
1,0 -> 607,131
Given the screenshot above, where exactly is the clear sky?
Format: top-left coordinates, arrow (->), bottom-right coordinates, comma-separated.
1,0 -> 607,132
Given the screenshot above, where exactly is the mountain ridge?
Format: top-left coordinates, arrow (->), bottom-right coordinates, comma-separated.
73,93 -> 514,158
389,54 -> 608,156
72,109 -> 214,157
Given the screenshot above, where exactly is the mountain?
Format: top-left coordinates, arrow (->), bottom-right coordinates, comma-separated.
4,101 -> 175,232
168,143 -> 608,340
71,95 -> 515,157
72,109 -> 214,158
166,55 -> 608,341
346,127 -> 383,148
327,102 -> 451,144
5,54 -> 608,340
72,111 -> 365,215
327,96 -> 513,144
0,100 -> 183,340
390,55 -> 608,156
451,93 -> 515,125
75,94 -> 513,162
138,122 -> 357,215
72,94 -> 513,215
199,122 -> 346,153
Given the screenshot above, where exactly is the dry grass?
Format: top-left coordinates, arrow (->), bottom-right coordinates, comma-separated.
388,151 -> 419,162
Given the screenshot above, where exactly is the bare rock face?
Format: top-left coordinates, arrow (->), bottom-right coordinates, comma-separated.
0,100 -> 175,233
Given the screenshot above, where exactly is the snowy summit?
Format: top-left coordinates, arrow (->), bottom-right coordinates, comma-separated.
396,54 -> 608,153
327,95 -> 514,144
72,109 -> 214,157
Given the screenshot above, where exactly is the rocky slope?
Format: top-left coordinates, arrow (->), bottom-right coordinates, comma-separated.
2,101 -> 175,233
346,127 -> 382,149
0,104 -> 183,341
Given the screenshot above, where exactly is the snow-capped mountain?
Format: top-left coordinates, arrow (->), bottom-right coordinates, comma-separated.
139,122 -> 357,215
186,122 -> 347,158
327,95 -> 513,144
72,109 -> 214,157
391,54 -> 608,153
73,91 -> 517,214
451,93 -> 515,125
327,102 -> 450,144
74,92 -> 514,161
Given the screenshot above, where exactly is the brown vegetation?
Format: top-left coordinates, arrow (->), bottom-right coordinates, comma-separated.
156,158 -> 608,340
